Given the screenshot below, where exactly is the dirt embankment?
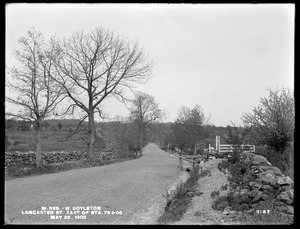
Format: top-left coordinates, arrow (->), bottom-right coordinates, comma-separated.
174,158 -> 242,225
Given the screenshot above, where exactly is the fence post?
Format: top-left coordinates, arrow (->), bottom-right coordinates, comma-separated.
179,151 -> 182,169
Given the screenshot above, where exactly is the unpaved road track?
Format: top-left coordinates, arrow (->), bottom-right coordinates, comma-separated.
5,143 -> 184,225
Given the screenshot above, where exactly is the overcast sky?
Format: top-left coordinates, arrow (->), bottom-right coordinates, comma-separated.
5,3 -> 294,126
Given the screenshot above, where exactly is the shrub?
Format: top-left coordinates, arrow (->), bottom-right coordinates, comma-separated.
218,160 -> 230,172
211,190 -> 220,198
57,122 -> 63,130
200,169 -> 211,177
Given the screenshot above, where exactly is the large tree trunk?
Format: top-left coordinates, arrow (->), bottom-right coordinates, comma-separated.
35,124 -> 42,167
88,112 -> 96,160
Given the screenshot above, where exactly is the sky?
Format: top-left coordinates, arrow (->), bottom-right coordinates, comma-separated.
5,3 -> 294,127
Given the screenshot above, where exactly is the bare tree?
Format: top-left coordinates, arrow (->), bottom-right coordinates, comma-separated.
52,27 -> 152,160
5,28 -> 66,167
129,92 -> 163,156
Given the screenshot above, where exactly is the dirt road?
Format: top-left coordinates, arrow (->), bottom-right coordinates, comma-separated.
5,143 -> 185,225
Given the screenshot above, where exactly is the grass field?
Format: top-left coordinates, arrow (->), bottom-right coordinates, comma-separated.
5,129 -> 138,180
6,129 -> 104,152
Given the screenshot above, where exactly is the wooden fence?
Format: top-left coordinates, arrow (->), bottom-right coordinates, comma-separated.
216,135 -> 255,153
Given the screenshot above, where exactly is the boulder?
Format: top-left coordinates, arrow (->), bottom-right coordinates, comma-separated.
252,195 -> 261,203
233,191 -> 240,198
238,194 -> 251,204
260,175 -> 277,186
249,189 -> 261,198
261,193 -> 269,201
257,166 -> 282,175
242,174 -> 253,184
276,191 -> 293,205
261,184 -> 274,192
262,189 -> 273,196
240,189 -> 249,195
286,189 -> 294,202
287,206 -> 294,215
276,176 -> 294,188
249,181 -> 261,189
251,155 -> 270,166
238,203 -> 250,211
281,185 -> 292,191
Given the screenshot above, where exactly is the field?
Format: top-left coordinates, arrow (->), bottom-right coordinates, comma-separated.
6,129 -> 105,153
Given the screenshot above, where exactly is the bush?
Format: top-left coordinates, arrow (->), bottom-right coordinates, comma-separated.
5,134 -> 13,151
218,160 -> 230,172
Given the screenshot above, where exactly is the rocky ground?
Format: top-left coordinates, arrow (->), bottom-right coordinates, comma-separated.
173,158 -> 243,225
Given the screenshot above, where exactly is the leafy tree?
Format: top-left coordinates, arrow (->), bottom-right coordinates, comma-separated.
243,87 -> 294,153
170,105 -> 207,154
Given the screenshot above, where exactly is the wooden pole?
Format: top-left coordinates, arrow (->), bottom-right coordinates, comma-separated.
179,150 -> 182,169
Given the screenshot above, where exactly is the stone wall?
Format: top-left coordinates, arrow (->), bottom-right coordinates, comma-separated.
230,152 -> 294,215
5,151 -> 114,166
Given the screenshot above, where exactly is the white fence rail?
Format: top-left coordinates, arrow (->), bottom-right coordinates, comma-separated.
216,135 -> 255,153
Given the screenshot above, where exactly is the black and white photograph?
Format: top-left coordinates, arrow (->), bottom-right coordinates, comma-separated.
5,3 -> 294,225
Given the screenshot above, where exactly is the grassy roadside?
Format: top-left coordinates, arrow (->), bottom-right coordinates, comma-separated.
156,166 -> 210,224
5,156 -> 138,180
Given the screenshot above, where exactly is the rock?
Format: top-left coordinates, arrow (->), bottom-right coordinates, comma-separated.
261,194 -> 269,201
247,209 -> 254,214
239,203 -> 250,211
242,174 -> 252,184
233,191 -> 240,198
261,184 -> 274,191
261,175 -> 277,186
255,178 -> 262,184
276,176 -> 294,188
287,206 -> 294,215
249,189 -> 260,198
238,194 -> 251,204
274,188 -> 282,196
249,181 -> 260,187
276,191 -> 293,204
281,185 -> 292,191
286,189 -> 294,202
251,154 -> 270,165
223,210 -> 230,215
258,166 -> 282,175
240,189 -> 248,195
252,192 -> 263,203
262,189 -> 273,196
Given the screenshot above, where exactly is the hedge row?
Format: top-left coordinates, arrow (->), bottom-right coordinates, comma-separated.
5,151 -> 114,166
